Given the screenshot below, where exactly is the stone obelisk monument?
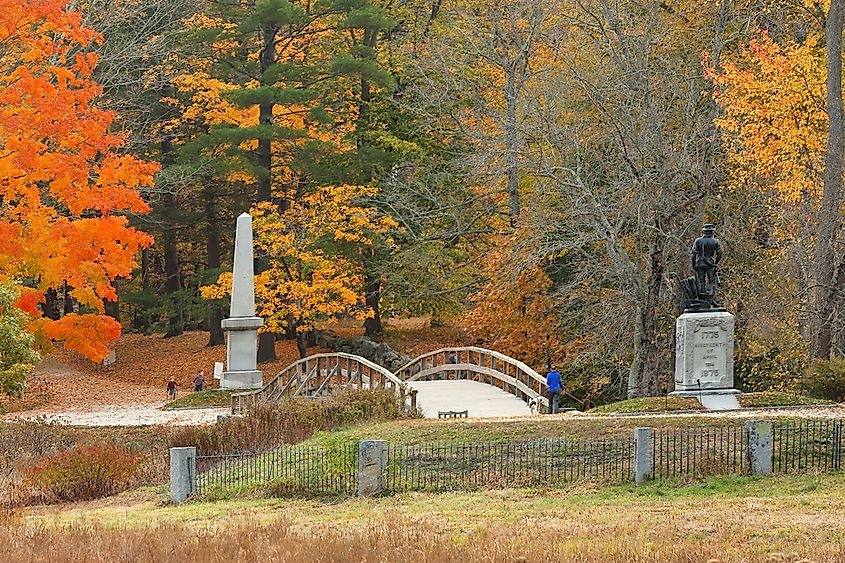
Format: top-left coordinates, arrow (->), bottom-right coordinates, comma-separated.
220,213 -> 264,389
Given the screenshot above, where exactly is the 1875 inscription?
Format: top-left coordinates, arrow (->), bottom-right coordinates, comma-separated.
693,328 -> 726,381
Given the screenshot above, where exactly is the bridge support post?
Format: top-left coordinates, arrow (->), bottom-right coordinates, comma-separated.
357,440 -> 387,497
409,389 -> 418,416
634,428 -> 652,484
170,447 -> 196,503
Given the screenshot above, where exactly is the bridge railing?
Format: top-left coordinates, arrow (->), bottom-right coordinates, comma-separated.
395,347 -> 548,406
232,353 -> 406,414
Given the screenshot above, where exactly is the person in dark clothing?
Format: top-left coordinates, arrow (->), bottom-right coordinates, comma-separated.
194,370 -> 205,392
167,377 -> 177,400
447,352 -> 458,379
546,365 -> 563,414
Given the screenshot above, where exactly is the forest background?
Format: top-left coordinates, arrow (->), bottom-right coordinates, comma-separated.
3,0 -> 845,405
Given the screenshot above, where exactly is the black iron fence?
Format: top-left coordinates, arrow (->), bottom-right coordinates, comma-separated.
652,425 -> 748,478
386,438 -> 634,492
773,419 -> 844,473
195,442 -> 357,498
185,419 -> 845,500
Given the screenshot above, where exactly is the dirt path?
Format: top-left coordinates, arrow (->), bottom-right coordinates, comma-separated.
1,355 -> 225,426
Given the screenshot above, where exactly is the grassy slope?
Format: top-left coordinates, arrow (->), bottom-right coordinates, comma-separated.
738,391 -> 834,408
296,415 -> 760,447
21,473 -> 845,562
588,396 -> 703,414
163,389 -> 250,410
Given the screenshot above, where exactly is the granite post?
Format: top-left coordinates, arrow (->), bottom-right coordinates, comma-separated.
169,447 -> 196,503
357,440 -> 387,497
220,213 -> 264,389
634,427 -> 653,484
746,420 -> 773,475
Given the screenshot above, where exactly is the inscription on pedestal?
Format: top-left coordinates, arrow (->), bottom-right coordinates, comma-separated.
693,327 -> 726,383
674,311 -> 734,391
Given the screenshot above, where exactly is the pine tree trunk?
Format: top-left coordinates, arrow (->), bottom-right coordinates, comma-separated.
159,137 -> 183,338
132,249 -> 150,332
255,21 -> 278,363
205,188 -> 225,347
813,1 -> 845,359
163,224 -> 183,338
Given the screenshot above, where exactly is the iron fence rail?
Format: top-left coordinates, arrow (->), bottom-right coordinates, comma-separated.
188,420 -> 845,499
386,438 -> 635,492
195,443 -> 357,498
773,419 -> 844,473
652,425 -> 749,478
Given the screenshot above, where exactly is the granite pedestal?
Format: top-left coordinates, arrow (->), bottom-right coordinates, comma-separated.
670,310 -> 739,408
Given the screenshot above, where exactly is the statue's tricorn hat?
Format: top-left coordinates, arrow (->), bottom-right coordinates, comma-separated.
702,223 -> 716,233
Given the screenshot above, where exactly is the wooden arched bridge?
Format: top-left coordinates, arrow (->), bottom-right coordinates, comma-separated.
231,353 -> 405,415
231,347 -> 548,418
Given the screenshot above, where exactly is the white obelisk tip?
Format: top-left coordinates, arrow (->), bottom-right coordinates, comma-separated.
229,213 -> 256,318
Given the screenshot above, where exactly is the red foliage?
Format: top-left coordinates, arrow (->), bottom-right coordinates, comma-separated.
0,0 -> 156,361
24,443 -> 143,502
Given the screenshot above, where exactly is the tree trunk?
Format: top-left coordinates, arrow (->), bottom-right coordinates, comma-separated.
205,188 -> 225,347
363,275 -> 382,337
296,331 -> 308,359
163,224 -> 183,337
255,21 -> 278,363
159,136 -> 183,338
43,288 -> 60,320
104,297 -> 120,322
504,71 -> 520,227
62,281 -> 74,315
813,1 -> 845,359
627,229 -> 664,398
132,249 -> 150,332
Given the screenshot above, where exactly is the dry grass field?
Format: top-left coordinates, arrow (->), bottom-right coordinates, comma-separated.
7,473 -> 845,562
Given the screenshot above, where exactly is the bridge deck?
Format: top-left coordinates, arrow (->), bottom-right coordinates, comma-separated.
408,380 -> 532,419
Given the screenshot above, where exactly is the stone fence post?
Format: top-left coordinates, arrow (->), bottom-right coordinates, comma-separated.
746,420 -> 773,475
634,427 -> 653,484
170,447 -> 196,503
357,440 -> 387,497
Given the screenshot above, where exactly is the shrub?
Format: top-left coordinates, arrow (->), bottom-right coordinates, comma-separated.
24,443 -> 143,502
804,358 -> 845,402
169,389 -> 408,456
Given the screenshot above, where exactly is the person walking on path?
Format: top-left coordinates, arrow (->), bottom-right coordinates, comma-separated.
194,370 -> 205,392
546,365 -> 563,414
167,376 -> 177,400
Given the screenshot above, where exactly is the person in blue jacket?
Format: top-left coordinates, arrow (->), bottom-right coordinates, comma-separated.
546,365 -> 564,414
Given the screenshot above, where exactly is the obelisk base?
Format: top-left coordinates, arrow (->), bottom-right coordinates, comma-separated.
221,315 -> 264,390
220,369 -> 263,389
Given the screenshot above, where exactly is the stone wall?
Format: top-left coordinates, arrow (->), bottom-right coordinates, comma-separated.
315,331 -> 412,372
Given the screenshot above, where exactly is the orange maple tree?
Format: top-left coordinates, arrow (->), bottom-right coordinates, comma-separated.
465,234 -> 565,368
0,0 -> 156,361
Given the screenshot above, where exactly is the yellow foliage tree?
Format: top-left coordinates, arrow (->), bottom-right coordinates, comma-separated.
706,32 -> 827,203
202,185 -> 396,357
